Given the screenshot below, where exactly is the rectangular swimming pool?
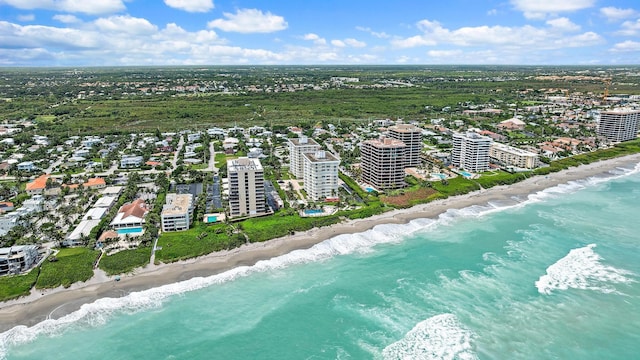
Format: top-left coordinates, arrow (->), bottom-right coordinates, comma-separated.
117,227 -> 143,235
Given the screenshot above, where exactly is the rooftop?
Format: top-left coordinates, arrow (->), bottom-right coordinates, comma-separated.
228,157 -> 263,172
162,194 -> 192,216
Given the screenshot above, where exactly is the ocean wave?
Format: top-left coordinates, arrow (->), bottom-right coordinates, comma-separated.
2,161 -> 639,359
535,244 -> 635,295
382,314 -> 477,360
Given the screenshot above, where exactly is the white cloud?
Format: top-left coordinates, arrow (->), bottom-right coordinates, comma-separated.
392,19 -> 601,50
427,49 -> 463,58
510,0 -> 595,19
546,17 -> 580,31
303,33 -> 326,45
600,7 -> 638,21
356,26 -> 390,39
94,16 -> 157,35
164,0 -> 213,13
618,19 -> 640,36
392,35 -> 437,48
0,21 -> 100,49
53,14 -> 80,24
0,0 -> 126,15
487,9 -> 498,16
610,40 -> 640,52
207,8 -> 287,33
17,14 -> 35,22
344,38 -> 366,47
330,38 -> 366,48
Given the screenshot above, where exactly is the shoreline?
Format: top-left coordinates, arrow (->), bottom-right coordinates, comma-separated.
1,153 -> 640,333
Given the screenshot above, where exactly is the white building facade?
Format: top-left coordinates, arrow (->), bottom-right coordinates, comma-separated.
227,158 -> 267,218
597,109 -> 640,142
288,137 -> 321,179
161,194 -> 194,232
452,132 -> 492,173
303,151 -> 340,201
490,142 -> 539,169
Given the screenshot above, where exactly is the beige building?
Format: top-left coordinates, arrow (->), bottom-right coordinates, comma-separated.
303,151 -> 340,201
288,136 -> 321,178
597,109 -> 640,142
490,142 -> 539,169
361,138 -> 407,190
161,194 -> 194,232
387,124 -> 422,167
228,157 -> 266,218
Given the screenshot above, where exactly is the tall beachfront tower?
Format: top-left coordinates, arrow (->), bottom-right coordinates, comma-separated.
387,124 -> 422,167
452,132 -> 492,173
288,136 -> 322,179
597,109 -> 640,142
361,138 -> 407,190
227,157 -> 267,218
303,150 -> 340,201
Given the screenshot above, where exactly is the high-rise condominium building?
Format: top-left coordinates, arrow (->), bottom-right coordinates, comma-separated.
597,109 -> 640,142
303,150 -> 340,201
228,157 -> 266,218
361,138 -> 407,190
452,132 -> 492,173
387,124 -> 422,167
288,136 -> 321,178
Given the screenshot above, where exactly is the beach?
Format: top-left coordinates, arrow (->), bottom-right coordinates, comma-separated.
1,153 -> 639,333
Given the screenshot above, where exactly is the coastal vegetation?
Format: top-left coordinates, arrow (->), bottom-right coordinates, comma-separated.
98,247 -> 152,276
36,248 -> 99,289
0,268 -> 39,301
155,223 -> 244,264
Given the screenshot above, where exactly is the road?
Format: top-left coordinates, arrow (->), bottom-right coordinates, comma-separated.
171,135 -> 185,170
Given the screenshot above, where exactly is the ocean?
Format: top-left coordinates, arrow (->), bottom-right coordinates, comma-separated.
2,163 -> 639,359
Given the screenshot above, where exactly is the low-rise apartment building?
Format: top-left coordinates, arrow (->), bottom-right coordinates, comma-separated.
490,143 -> 539,169
161,194 -> 194,232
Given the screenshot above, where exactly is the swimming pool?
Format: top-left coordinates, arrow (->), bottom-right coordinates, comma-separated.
117,227 -> 143,235
432,173 -> 446,179
304,209 -> 323,215
459,171 -> 472,178
207,216 -> 218,223
365,187 -> 375,192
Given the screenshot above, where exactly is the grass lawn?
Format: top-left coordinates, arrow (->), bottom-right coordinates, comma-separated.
98,247 -> 152,275
36,248 -> 100,289
0,268 -> 40,302
155,223 -> 244,264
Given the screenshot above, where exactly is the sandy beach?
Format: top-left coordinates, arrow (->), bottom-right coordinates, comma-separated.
1,153 -> 639,333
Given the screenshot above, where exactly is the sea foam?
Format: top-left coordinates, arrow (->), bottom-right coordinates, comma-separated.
2,161 -> 639,359
382,314 -> 477,360
535,244 -> 635,295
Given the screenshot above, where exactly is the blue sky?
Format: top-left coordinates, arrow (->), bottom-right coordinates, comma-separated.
0,0 -> 639,66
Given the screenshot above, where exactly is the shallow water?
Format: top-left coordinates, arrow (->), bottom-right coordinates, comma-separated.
2,164 -> 639,359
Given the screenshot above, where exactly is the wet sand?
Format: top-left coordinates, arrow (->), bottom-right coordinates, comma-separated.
1,153 -> 639,333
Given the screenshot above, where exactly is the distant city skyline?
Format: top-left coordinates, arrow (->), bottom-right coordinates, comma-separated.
0,0 -> 639,66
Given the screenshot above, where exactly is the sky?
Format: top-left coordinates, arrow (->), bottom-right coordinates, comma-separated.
0,0 -> 639,66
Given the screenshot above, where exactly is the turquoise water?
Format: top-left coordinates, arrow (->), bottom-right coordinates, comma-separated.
304,209 -> 323,215
206,216 -> 217,223
116,227 -> 143,235
2,164 -> 640,359
460,171 -> 472,177
366,187 -> 375,192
